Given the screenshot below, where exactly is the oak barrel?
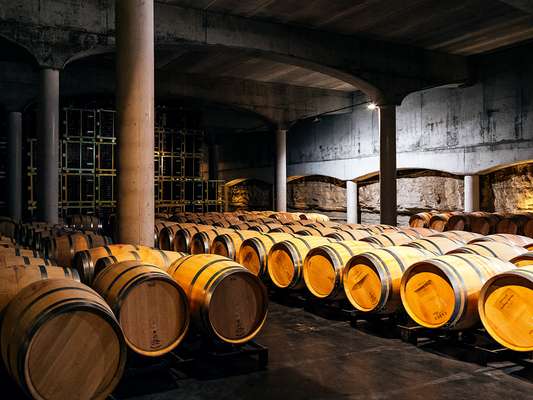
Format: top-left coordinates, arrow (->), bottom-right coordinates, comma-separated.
303,241 -> 376,300
190,227 -> 234,255
45,232 -> 112,267
409,212 -> 434,228
400,254 -> 515,329
361,231 -> 418,247
167,254 -> 268,344
72,244 -> 140,284
157,223 -> 198,250
343,246 -> 433,314
510,252 -> 533,267
268,236 -> 333,289
447,241 -> 527,262
468,233 -> 533,250
326,229 -> 370,241
0,265 -> 80,312
478,266 -> 533,351
93,261 -> 189,356
404,236 -> 466,255
0,247 -> 40,257
430,230 -> 483,242
211,230 -> 264,261
1,279 -> 127,400
238,233 -> 296,278
0,255 -> 55,268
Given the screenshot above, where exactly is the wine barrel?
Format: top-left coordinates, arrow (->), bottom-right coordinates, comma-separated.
294,226 -> 338,237
326,229 -> 370,241
409,212 -> 434,228
1,279 -> 127,400
344,246 -> 434,314
0,217 -> 16,238
337,223 -> 365,231
303,241 -> 376,300
45,232 -> 112,267
428,212 -> 456,232
68,214 -> 101,230
469,212 -> 501,235
268,236 -> 333,290
249,223 -> 284,233
523,218 -> 533,238
158,223 -> 198,250
496,213 -> 532,235
0,247 -> 40,257
361,231 -> 418,247
94,249 -> 188,278
510,252 -> 533,267
444,213 -> 470,231
72,244 -> 140,284
211,230 -> 264,261
269,225 -> 301,234
167,254 -> 268,344
0,265 -> 80,312
93,261 -> 189,356
173,225 -> 214,253
404,236 -> 466,255
302,213 -> 330,222
398,227 -> 438,237
430,230 -> 483,242
478,266 -> 533,352
238,232 -> 296,277
230,222 -> 261,231
447,241 -> 528,262
400,254 -> 515,330
468,233 -> 533,250
190,227 -> 234,255
0,255 -> 56,267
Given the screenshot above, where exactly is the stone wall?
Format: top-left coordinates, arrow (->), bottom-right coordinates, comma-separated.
228,180 -> 272,211
359,171 -> 464,225
481,163 -> 533,212
287,176 -> 346,220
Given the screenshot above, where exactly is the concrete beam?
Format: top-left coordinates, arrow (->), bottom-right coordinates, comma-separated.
464,175 -> 480,212
0,0 -> 470,101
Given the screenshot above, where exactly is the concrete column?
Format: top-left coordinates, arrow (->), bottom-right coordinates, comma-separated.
379,105 -> 397,226
346,180 -> 358,224
464,175 -> 480,212
37,68 -> 60,225
224,184 -> 230,212
7,112 -> 22,221
116,0 -> 155,245
275,128 -> 287,212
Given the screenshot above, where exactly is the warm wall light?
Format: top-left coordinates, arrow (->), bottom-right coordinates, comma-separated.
367,103 -> 377,110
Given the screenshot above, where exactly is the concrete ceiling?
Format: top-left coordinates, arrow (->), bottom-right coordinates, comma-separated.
157,48 -> 356,92
158,0 -> 533,55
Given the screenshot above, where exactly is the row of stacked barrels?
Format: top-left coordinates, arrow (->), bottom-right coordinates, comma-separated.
156,212 -> 533,354
0,214 -> 269,400
409,210 -> 533,237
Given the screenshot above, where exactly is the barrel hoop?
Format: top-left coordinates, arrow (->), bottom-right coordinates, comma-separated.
189,258 -> 234,291
335,242 -> 357,257
102,246 -> 113,257
448,254 -> 487,282
130,251 -> 142,261
17,299 -> 124,399
363,252 -> 393,311
263,235 -> 277,245
419,239 -> 443,255
167,254 -> 196,275
320,246 -> 344,297
294,237 -> 312,250
15,248 -> 20,256
22,256 -> 29,265
100,264 -> 147,297
39,265 -> 47,279
157,249 -> 170,266
284,241 -> 304,286
71,268 -> 81,282
63,267 -> 70,278
430,258 -> 467,328
379,248 -> 410,273
472,243 -> 500,258
87,234 -> 94,248
379,235 -> 396,246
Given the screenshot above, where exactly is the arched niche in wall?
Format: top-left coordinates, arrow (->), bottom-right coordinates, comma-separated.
355,168 -> 465,226
287,175 -> 346,220
224,178 -> 273,211
478,160 -> 533,213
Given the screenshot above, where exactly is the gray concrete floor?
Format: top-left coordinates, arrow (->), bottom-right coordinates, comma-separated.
116,302 -> 533,400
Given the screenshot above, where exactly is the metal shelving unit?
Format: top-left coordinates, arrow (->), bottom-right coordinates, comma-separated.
25,106 -> 225,218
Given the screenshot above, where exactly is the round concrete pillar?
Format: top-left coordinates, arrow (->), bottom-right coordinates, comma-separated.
346,180 -> 358,224
116,0 -> 155,245
379,105 -> 397,226
7,112 -> 22,221
37,68 -> 60,225
464,175 -> 480,212
275,128 -> 287,212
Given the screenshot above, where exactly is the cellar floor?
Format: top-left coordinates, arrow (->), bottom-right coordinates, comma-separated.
117,302 -> 533,400
2,301 -> 531,399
